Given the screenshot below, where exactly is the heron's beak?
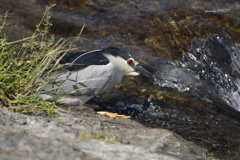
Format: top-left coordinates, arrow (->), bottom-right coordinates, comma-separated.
134,64 -> 153,78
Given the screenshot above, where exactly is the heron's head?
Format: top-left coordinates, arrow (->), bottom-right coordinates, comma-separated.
104,47 -> 152,78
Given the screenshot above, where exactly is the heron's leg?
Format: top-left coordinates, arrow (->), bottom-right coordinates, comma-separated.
75,95 -> 93,104
39,94 -> 93,106
58,95 -> 93,106
38,94 -> 56,102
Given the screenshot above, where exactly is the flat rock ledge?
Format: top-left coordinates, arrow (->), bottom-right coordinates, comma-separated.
0,106 -> 217,160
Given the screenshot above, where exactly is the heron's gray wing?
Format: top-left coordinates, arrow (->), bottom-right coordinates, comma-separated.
42,63 -> 114,97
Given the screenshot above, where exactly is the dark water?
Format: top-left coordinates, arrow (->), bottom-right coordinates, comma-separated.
1,0 -> 240,159
154,36 -> 240,112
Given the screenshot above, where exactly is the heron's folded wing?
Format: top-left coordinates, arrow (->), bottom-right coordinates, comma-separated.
42,64 -> 114,96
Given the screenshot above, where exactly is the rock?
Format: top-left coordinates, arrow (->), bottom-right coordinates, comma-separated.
0,107 -> 216,160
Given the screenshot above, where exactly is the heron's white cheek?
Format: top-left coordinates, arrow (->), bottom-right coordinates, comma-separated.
127,72 -> 140,76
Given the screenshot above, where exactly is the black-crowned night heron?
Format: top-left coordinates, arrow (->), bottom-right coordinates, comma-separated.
39,47 -> 152,105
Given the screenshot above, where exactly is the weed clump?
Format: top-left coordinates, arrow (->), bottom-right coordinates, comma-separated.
0,4 -> 82,117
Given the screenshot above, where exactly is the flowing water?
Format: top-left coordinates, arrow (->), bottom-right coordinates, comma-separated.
154,36 -> 240,111
1,0 -> 240,159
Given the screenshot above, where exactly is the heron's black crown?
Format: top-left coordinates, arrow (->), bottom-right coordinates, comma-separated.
102,47 -> 132,60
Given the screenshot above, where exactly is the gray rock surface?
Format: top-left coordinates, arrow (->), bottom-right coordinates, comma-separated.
0,106 -> 216,160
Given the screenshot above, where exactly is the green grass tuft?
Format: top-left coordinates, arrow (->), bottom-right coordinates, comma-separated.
0,4 -> 83,117
79,132 -> 122,144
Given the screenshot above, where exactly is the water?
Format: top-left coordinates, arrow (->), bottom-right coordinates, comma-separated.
184,36 -> 240,111
152,36 -> 240,112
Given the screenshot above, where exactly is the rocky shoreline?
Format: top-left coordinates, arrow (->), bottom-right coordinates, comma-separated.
0,106 -> 217,160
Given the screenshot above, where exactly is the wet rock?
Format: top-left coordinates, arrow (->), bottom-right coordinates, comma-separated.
1,0 -> 239,58
0,107 -> 214,160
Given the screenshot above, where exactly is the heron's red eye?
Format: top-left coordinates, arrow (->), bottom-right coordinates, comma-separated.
127,59 -> 133,65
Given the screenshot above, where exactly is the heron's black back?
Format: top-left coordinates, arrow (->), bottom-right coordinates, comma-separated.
60,47 -> 131,71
